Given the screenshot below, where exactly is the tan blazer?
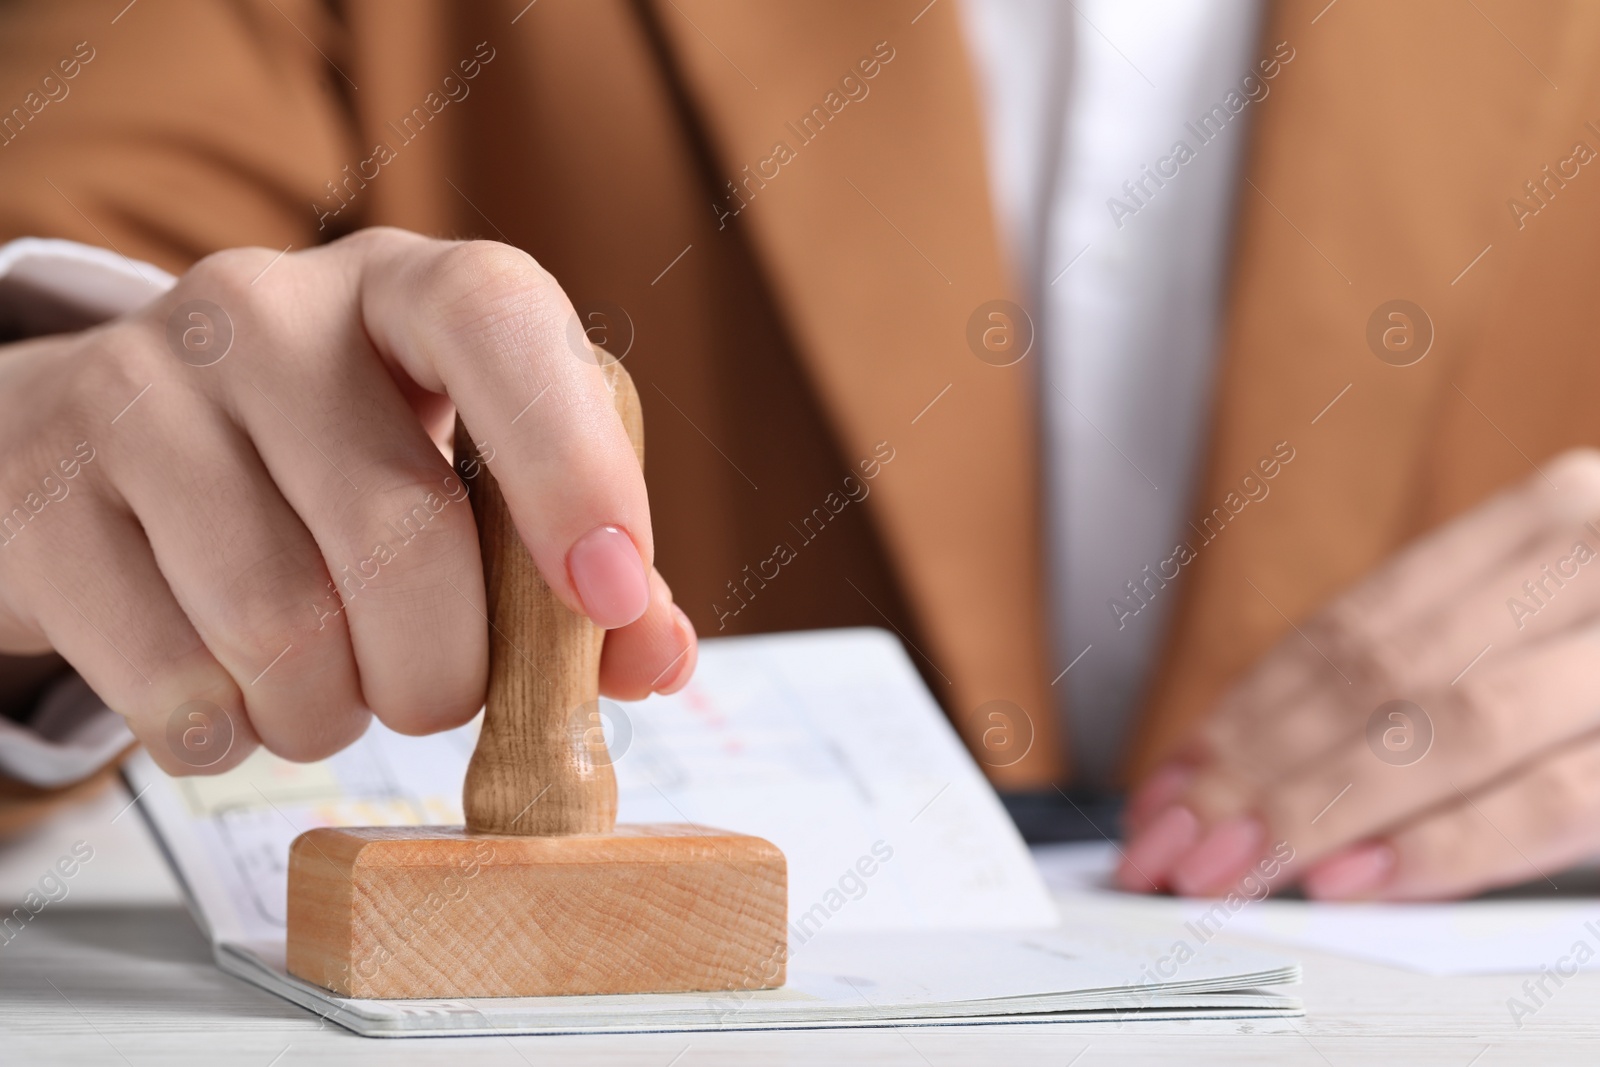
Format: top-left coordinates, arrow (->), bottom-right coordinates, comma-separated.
1,0 -> 1597,799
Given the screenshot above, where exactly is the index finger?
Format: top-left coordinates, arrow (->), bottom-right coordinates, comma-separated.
354,231 -> 654,631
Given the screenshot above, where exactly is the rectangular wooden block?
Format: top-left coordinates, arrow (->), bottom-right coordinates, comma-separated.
286,824 -> 787,999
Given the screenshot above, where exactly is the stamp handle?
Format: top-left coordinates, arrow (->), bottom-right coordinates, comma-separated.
456,361 -> 642,835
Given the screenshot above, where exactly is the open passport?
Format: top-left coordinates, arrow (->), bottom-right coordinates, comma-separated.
124,628 -> 1301,1037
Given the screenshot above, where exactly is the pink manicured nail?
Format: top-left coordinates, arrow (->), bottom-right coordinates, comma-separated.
1117,805 -> 1200,892
655,605 -> 698,694
1170,815 -> 1266,897
1124,764 -> 1195,834
1303,842 -> 1396,900
567,525 -> 649,629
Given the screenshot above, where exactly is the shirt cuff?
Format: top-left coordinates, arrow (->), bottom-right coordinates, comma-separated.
0,236 -> 176,336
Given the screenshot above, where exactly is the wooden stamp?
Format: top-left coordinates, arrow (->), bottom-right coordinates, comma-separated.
285,363 -> 788,999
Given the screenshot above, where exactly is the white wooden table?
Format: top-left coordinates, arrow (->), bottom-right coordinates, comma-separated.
4,786 -> 1598,1066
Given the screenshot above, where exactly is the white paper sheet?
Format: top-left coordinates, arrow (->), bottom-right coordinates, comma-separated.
1034,841 -> 1600,976
213,926 -> 1299,1036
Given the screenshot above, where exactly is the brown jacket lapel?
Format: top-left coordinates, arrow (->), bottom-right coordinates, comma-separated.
644,0 -> 1064,783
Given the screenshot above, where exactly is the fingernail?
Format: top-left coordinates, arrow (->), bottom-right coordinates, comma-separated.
1116,805 -> 1200,892
567,525 -> 649,629
1124,764 -> 1195,835
1304,842 -> 1396,900
1170,815 -> 1266,897
655,605 -> 697,694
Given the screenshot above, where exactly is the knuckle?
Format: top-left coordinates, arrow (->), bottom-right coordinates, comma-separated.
133,660 -> 256,775
207,545 -> 330,667
1543,448 -> 1600,521
180,246 -> 280,303
337,224 -> 420,257
1184,769 -> 1251,824
362,606 -> 484,735
1443,687 -> 1504,755
423,240 -> 558,339
214,614 -> 308,688
371,675 -> 481,737
1520,757 -> 1593,831
63,324 -> 171,441
1312,599 -> 1380,668
1545,447 -> 1600,493
76,320 -> 164,393
257,706 -> 371,764
162,247 -> 299,359
334,464 -> 474,563
144,662 -> 240,726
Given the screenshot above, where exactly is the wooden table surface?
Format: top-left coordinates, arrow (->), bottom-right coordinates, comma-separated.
4,787 -> 1599,1065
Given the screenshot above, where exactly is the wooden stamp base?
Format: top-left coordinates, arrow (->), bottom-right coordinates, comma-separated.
286,824 -> 788,999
